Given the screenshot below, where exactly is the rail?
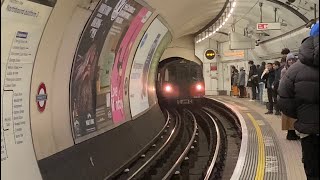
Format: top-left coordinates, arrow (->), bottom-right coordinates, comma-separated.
162,109 -> 198,180
202,109 -> 221,180
127,109 -> 180,180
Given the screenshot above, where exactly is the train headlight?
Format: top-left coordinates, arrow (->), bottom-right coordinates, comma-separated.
196,84 -> 203,91
164,85 -> 172,92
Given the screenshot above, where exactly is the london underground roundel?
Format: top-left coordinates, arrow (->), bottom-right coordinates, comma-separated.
205,49 -> 216,60
36,83 -> 47,112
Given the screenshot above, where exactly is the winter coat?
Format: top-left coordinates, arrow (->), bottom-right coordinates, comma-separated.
273,67 -> 281,90
257,65 -> 266,83
238,70 -> 246,86
232,72 -> 239,86
277,35 -> 319,134
262,69 -> 275,89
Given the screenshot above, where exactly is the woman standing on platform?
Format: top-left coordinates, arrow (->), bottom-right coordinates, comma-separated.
280,53 -> 300,140
238,67 -> 246,98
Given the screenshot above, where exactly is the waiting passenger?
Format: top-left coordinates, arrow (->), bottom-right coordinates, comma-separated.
281,53 -> 297,78
262,63 -> 275,114
280,53 -> 299,140
247,61 -> 258,101
238,67 -> 246,98
272,61 -> 281,115
257,61 -> 266,104
231,66 -> 239,97
278,22 -> 319,180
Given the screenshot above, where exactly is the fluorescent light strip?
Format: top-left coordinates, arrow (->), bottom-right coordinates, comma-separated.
196,0 -> 236,43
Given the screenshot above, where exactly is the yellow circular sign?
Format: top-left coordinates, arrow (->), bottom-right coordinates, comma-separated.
205,49 -> 216,60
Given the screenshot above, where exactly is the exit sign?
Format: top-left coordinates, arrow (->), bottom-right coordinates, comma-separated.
256,23 -> 281,30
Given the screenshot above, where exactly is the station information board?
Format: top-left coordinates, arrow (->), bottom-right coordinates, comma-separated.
1,0 -> 54,179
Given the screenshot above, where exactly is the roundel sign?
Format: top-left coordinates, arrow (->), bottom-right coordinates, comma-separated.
36,83 -> 47,112
205,49 -> 216,60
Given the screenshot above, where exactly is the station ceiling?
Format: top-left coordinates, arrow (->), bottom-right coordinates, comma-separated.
145,0 -> 318,41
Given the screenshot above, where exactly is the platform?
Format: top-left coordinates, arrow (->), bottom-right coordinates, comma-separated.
206,96 -> 306,180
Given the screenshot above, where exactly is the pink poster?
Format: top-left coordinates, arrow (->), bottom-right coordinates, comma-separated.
111,8 -> 150,123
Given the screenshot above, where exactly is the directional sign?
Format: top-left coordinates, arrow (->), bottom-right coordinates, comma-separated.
257,23 -> 281,31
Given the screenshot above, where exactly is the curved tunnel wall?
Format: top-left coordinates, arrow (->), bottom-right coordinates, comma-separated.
161,35 -> 202,65
1,0 -> 174,179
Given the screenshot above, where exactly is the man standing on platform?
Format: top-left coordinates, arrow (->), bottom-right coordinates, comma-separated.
262,63 -> 275,114
278,22 -> 319,180
248,60 -> 258,101
257,61 -> 266,104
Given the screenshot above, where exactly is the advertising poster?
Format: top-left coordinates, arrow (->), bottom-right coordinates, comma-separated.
70,0 -> 151,140
129,19 -> 168,118
1,0 -> 54,179
110,8 -> 151,123
147,32 -> 172,105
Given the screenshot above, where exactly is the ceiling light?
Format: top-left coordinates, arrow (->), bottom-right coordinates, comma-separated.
222,22 -> 226,26
232,1 -> 236,8
209,33 -> 213,36
219,25 -> 222,28
230,7 -> 234,13
228,13 -> 231,18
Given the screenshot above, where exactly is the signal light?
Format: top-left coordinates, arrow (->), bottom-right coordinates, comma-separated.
164,85 -> 172,92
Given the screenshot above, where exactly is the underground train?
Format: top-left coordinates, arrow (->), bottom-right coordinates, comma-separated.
156,58 -> 205,104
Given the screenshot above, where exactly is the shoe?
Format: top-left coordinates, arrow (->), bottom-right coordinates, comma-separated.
265,111 -> 273,114
286,133 -> 300,140
274,111 -> 281,115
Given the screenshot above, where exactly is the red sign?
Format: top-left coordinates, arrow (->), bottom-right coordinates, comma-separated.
36,83 -> 47,112
210,63 -> 217,71
258,23 -> 268,30
257,23 -> 281,30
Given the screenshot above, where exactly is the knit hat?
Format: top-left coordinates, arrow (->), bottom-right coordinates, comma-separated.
310,21 -> 319,37
286,53 -> 295,61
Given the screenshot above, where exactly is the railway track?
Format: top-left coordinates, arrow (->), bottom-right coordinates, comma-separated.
107,102 -> 240,180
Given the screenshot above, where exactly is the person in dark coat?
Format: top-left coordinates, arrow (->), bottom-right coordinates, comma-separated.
238,67 -> 246,98
272,61 -> 281,115
248,60 -> 258,100
278,22 -> 319,180
231,66 -> 239,96
262,63 -> 275,114
257,62 -> 266,103
280,53 -> 299,140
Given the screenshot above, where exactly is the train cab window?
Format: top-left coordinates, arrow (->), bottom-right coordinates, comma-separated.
164,69 -> 169,82
190,67 -> 202,81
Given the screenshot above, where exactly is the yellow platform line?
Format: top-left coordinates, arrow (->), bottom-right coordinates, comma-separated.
247,113 -> 265,180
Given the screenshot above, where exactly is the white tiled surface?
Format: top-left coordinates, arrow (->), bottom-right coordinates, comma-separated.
215,96 -> 307,180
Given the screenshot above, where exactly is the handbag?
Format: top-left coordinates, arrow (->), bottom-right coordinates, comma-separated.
281,113 -> 296,130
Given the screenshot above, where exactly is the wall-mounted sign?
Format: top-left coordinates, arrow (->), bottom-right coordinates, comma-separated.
36,83 -> 47,112
223,51 -> 244,57
256,22 -> 281,31
205,49 -> 216,60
